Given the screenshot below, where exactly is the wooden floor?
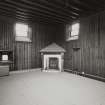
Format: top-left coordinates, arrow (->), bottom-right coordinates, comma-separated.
0,70 -> 105,105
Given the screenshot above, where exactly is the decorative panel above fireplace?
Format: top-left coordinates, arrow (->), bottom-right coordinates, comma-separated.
40,43 -> 66,72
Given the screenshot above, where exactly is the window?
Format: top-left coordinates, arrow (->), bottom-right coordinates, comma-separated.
15,23 -> 31,42
66,22 -> 80,41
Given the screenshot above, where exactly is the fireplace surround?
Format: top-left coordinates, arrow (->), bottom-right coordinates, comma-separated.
40,43 -> 66,72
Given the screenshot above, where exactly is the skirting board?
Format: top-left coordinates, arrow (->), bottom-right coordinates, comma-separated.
64,69 -> 105,82
10,68 -> 41,74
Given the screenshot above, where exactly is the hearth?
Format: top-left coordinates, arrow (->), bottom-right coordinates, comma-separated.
40,43 -> 66,72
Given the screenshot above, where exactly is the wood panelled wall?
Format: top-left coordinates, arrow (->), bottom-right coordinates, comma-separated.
14,23 -> 55,70
0,17 -> 14,71
0,19 -> 14,50
0,16 -> 55,71
63,11 -> 105,78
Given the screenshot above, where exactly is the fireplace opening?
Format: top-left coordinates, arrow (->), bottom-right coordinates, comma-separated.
49,57 -> 59,70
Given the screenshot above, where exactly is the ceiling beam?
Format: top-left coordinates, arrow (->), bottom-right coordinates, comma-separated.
0,7 -> 69,24
4,0 -> 76,20
21,0 -> 78,19
24,0 -> 80,16
42,0 -> 82,15
70,0 -> 99,11
65,1 -> 95,12
0,2 -> 73,23
48,0 -> 83,11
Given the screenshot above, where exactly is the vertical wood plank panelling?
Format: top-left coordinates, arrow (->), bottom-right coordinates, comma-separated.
15,42 -> 32,70
15,23 -> 55,71
0,18 -> 14,71
0,21 -> 14,51
0,15 -> 56,71
62,11 -> 105,78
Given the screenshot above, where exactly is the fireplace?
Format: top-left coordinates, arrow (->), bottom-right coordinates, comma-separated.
43,54 -> 62,71
40,43 -> 66,72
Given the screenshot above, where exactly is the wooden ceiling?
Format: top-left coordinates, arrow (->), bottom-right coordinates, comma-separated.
0,0 -> 105,24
